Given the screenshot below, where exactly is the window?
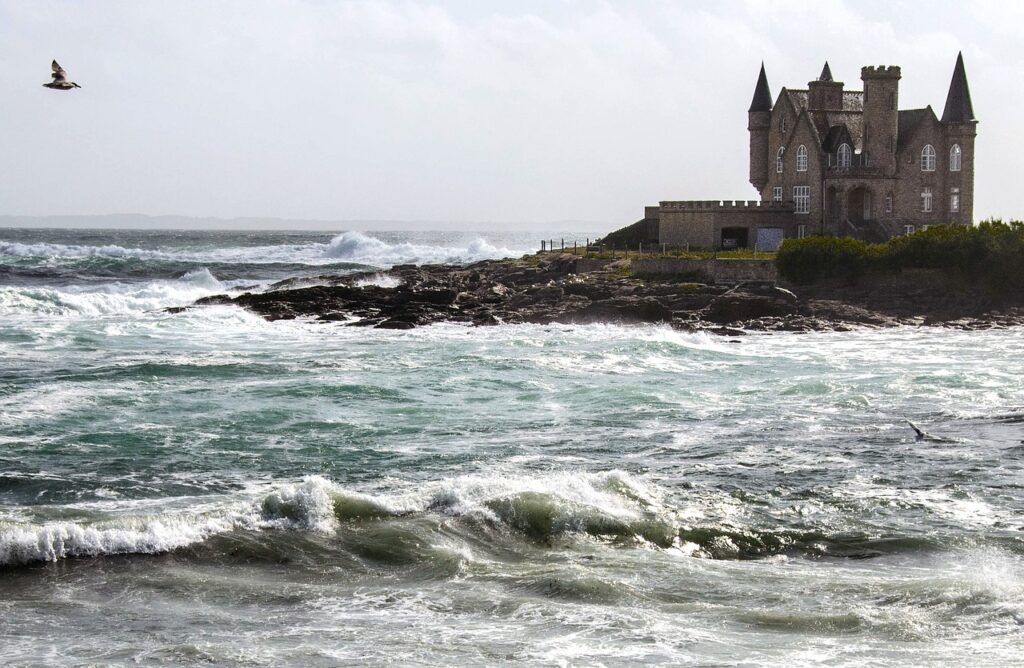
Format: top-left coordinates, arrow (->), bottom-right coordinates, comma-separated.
950,187 -> 960,213
794,186 -> 810,214
837,143 -> 852,168
796,145 -> 808,172
904,224 -> 916,236
885,194 -> 893,214
950,144 -> 962,172
776,147 -> 784,173
889,92 -> 896,110
797,224 -> 807,239
780,116 -> 787,136
772,186 -> 783,202
921,187 -> 932,212
921,144 -> 936,171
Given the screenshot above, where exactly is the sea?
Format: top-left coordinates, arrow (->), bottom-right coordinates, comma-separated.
1,228 -> 1022,666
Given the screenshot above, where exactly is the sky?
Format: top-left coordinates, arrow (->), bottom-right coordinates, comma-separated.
0,0 -> 1020,231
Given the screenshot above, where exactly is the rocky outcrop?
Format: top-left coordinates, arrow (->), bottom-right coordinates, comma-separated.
190,255 -> 1024,333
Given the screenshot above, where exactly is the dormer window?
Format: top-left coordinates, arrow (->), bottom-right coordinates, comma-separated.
837,143 -> 852,168
950,144 -> 962,172
921,144 -> 937,171
796,145 -> 808,172
776,147 -> 784,174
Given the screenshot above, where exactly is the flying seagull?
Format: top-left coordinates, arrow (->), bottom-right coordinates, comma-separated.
43,60 -> 81,90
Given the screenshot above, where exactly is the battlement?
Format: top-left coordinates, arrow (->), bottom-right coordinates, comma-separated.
659,200 -> 794,212
861,65 -> 901,79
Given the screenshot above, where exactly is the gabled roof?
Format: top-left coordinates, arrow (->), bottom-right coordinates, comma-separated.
749,63 -> 773,112
941,52 -> 976,123
897,107 -> 939,150
823,113 -> 863,151
821,124 -> 853,152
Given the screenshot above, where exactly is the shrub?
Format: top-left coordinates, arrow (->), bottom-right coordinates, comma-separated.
775,235 -> 885,284
775,221 -> 1024,293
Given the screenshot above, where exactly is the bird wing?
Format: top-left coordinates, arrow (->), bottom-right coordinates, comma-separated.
51,60 -> 66,81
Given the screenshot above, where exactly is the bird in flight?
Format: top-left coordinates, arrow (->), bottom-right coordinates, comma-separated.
43,60 -> 81,90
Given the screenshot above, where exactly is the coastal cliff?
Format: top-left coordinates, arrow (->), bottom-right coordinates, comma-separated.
192,254 -> 1024,333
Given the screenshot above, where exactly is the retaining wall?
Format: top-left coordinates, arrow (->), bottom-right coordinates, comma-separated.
630,258 -> 778,284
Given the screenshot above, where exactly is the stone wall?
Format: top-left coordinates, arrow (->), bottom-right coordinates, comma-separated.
656,200 -> 799,250
631,258 -> 778,284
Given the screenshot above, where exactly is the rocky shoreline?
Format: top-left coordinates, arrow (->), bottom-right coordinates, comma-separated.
191,254 -> 1024,334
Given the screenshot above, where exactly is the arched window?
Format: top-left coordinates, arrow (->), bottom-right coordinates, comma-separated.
796,145 -> 808,172
776,147 -> 784,173
921,144 -> 936,171
837,143 -> 852,168
950,144 -> 962,172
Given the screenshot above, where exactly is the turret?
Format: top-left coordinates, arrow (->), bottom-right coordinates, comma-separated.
748,62 -> 772,192
942,52 -> 978,223
861,65 -> 901,174
808,61 -> 844,111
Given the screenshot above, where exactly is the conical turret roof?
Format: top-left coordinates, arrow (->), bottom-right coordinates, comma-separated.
749,62 -> 772,112
819,61 -> 833,82
941,52 -> 976,123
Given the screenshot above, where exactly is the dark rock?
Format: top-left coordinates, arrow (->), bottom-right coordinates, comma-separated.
185,256 -> 1023,335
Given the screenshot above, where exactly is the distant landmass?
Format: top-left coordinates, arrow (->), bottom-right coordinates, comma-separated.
0,214 -> 607,233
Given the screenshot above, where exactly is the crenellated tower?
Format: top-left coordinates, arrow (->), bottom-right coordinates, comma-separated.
860,65 -> 901,174
748,63 -> 772,192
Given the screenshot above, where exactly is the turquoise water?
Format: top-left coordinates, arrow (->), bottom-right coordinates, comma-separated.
1,229 -> 1023,665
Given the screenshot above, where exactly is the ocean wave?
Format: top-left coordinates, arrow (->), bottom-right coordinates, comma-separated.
7,471 -> 1003,568
1,233 -> 528,270
323,231 -> 522,266
0,240 -> 173,260
0,269 -> 234,317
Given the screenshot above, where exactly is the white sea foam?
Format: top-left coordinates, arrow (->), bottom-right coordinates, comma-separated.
323,231 -> 522,266
0,513 -> 241,565
0,269 -> 240,317
0,471 -> 673,566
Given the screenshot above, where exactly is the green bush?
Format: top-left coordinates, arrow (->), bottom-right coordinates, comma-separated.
775,235 -> 886,284
774,220 -> 1024,293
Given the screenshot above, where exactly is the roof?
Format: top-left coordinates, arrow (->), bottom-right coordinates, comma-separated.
824,113 -> 863,150
819,62 -> 833,82
749,63 -> 773,112
897,108 -> 937,150
784,87 -> 866,151
941,52 -> 976,123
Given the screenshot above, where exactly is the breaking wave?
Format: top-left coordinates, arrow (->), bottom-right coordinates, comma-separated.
0,268 -> 239,317
1,233 -> 530,272
323,231 -> 523,266
4,471 -> 1012,568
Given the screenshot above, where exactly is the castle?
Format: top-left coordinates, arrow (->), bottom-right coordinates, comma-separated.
625,54 -> 977,251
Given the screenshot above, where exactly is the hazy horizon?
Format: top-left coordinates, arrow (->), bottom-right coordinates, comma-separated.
2,1 -> 1021,229
0,213 -> 606,234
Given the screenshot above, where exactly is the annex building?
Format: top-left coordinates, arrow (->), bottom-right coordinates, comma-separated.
632,54 -> 977,251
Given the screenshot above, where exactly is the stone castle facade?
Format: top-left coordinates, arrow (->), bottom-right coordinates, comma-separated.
631,54 -> 977,250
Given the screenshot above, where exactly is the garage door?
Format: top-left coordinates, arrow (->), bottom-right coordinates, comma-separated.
755,227 -> 784,251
